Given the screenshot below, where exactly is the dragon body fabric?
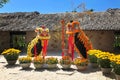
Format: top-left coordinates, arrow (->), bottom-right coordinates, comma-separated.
27,26 -> 50,57
66,21 -> 93,59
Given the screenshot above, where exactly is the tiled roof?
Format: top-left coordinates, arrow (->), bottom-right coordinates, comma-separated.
0,8 -> 120,31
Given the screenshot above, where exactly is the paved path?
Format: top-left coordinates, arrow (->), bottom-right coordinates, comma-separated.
0,52 -> 116,80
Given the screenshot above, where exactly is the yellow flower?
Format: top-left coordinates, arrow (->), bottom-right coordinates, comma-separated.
33,56 -> 44,64
95,52 -> 114,60
45,57 -> 58,64
2,48 -> 21,55
74,58 -> 88,66
110,55 -> 120,65
60,56 -> 71,65
87,49 -> 102,55
19,56 -> 32,63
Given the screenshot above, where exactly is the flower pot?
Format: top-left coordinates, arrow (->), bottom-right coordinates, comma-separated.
61,64 -> 71,69
33,63 -> 44,69
47,64 -> 57,69
115,74 -> 120,80
101,68 -> 112,74
90,63 -> 98,68
76,65 -> 87,71
7,60 -> 17,65
20,63 -> 31,69
2,48 -> 20,65
4,55 -> 19,65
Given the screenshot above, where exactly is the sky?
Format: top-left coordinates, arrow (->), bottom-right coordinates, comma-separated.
0,0 -> 120,14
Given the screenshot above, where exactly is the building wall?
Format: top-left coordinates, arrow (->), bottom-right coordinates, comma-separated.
26,31 -> 36,44
26,31 -> 62,51
85,30 -> 114,52
26,30 -> 114,52
0,30 -> 114,53
0,31 -> 10,52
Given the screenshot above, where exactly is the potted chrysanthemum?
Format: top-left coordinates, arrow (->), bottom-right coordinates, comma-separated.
1,48 -> 21,65
110,55 -> 120,80
87,49 -> 102,68
96,52 -> 114,73
45,57 -> 58,69
19,56 -> 32,69
74,58 -> 88,71
33,56 -> 44,69
59,56 -> 72,69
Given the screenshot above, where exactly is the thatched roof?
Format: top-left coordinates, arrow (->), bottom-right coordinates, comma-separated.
0,8 -> 120,31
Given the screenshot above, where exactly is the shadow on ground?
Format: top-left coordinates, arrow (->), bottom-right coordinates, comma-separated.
46,68 -> 61,72
19,67 -> 34,71
77,64 -> 101,73
61,68 -> 76,72
102,72 -> 115,79
4,64 -> 20,68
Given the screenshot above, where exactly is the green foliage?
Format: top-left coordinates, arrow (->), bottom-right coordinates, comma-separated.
88,54 -> 97,63
13,35 -> 26,49
89,9 -> 94,12
97,58 -> 111,68
114,64 -> 120,75
19,57 -> 32,63
113,34 -> 120,53
0,0 -> 9,8
111,62 -> 120,75
113,35 -> 120,47
45,57 -> 58,64
17,39 -> 27,48
4,54 -> 19,60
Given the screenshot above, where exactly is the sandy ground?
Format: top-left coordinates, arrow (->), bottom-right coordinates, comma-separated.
0,52 -> 116,80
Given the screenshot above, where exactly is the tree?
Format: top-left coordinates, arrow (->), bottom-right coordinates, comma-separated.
0,0 -> 9,8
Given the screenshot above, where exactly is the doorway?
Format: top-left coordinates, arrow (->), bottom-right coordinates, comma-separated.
10,31 -> 26,52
